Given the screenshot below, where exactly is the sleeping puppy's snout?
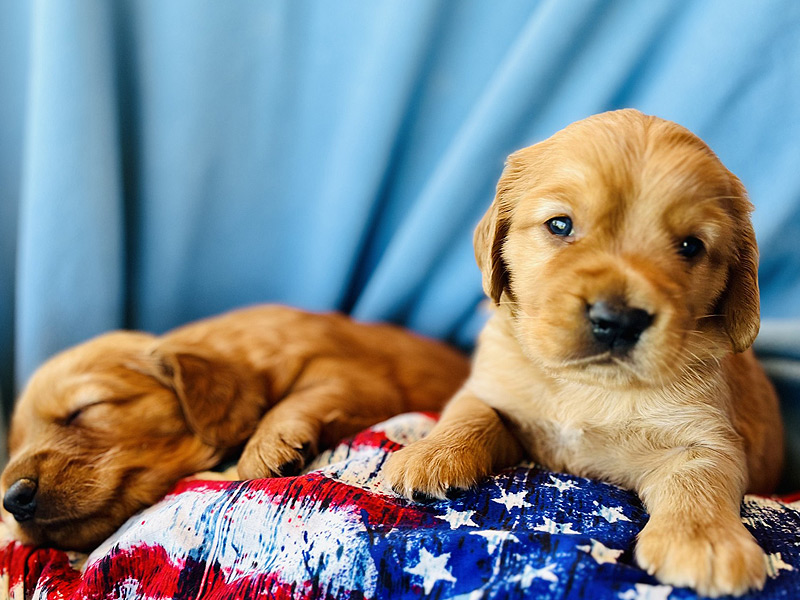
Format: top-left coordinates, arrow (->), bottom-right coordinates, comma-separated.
0,330 -> 225,550
3,478 -> 38,522
586,298 -> 653,353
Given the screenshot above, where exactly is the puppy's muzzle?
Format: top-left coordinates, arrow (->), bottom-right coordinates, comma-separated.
587,300 -> 653,353
3,478 -> 38,522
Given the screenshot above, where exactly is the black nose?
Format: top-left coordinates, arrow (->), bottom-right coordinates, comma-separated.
588,301 -> 653,352
3,479 -> 38,522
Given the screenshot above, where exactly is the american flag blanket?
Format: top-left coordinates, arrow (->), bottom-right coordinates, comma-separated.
0,412 -> 797,599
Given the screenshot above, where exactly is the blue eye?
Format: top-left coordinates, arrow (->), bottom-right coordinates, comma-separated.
678,236 -> 704,259
546,216 -> 574,237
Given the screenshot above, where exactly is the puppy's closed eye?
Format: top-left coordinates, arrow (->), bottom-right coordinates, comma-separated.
60,394 -> 147,428
62,402 -> 105,426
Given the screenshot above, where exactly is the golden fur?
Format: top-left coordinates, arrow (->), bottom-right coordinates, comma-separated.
1,305 -> 469,551
385,109 -> 784,597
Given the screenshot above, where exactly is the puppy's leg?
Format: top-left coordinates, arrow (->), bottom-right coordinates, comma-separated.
383,390 -> 523,501
635,446 -> 766,597
237,380 -> 394,479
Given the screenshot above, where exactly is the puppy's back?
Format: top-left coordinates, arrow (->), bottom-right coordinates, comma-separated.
162,304 -> 470,412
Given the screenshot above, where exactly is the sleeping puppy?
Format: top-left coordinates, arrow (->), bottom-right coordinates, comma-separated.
385,109 -> 784,597
1,305 -> 469,551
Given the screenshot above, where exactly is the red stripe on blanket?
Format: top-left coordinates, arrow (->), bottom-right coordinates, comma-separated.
79,543 -> 363,600
169,471 -> 437,534
777,491 -> 800,503
345,428 -> 403,452
0,541 -> 80,595
241,472 -> 437,531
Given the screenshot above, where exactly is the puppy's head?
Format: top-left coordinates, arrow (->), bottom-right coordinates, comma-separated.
1,332 -> 265,550
476,109 -> 759,387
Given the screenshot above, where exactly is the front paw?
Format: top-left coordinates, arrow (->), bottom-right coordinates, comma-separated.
383,439 -> 491,501
635,517 -> 766,597
237,426 -> 317,479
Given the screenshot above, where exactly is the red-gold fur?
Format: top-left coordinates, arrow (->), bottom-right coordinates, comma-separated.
1,305 -> 469,551
385,110 -> 784,597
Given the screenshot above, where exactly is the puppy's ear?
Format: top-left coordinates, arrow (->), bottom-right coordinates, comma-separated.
474,149 -> 533,304
149,346 -> 268,448
474,202 -> 508,304
717,183 -> 761,353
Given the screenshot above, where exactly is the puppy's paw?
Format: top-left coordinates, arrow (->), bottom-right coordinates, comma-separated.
635,518 -> 766,597
237,425 -> 317,479
383,439 -> 490,502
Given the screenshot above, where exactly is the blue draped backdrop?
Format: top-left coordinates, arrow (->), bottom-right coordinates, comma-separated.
0,0 -> 798,485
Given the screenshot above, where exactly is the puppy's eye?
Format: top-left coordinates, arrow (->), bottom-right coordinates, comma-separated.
678,236 -> 704,259
545,216 -> 574,237
62,401 -> 105,426
63,407 -> 85,426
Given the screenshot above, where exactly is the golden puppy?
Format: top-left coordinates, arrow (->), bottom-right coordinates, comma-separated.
385,109 -> 783,597
1,305 -> 469,551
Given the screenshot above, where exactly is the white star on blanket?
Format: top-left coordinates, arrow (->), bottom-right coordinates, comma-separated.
578,539 -> 625,565
470,530 -> 520,554
544,475 -> 579,492
766,552 -> 795,578
592,501 -> 631,523
533,516 -> 580,535
491,488 -> 529,512
435,508 -> 478,530
510,562 -> 559,586
618,583 -> 673,600
405,548 -> 457,594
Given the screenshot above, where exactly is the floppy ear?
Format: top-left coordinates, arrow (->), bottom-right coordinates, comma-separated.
474,202 -> 508,304
474,149 -> 532,304
717,184 -> 761,353
149,346 -> 269,448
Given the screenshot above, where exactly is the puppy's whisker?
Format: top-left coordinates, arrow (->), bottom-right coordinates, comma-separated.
561,353 -> 613,367
684,349 -> 704,367
610,356 -> 641,378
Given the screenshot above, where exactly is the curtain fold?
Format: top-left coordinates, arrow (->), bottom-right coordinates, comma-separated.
16,0 -> 126,387
0,2 -> 31,422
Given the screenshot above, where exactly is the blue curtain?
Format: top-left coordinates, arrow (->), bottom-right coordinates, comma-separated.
1,0 -> 799,483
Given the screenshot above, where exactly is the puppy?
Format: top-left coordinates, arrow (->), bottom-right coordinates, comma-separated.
1,305 -> 469,551
385,109 -> 784,597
